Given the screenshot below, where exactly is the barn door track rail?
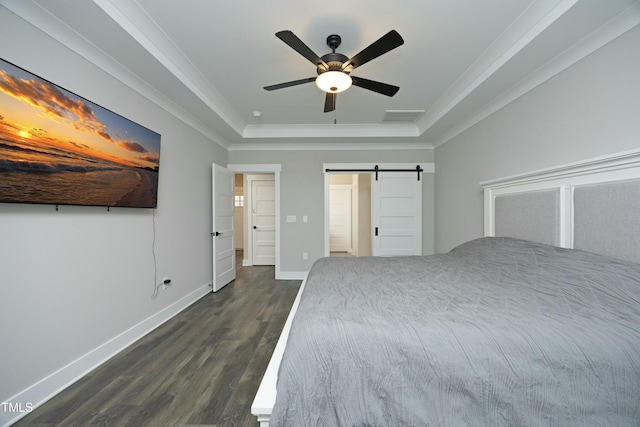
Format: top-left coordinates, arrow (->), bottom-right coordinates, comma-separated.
325,164 -> 423,181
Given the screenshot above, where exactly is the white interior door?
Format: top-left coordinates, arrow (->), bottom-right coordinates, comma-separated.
234,181 -> 244,250
329,185 -> 352,252
251,178 -> 275,265
212,164 -> 235,291
372,172 -> 422,256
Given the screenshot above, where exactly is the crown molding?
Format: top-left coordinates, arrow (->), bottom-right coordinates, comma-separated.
416,0 -> 581,137
5,0 -> 637,152
243,123 -> 420,139
1,0 -> 233,149
228,141 -> 433,151
431,1 -> 640,148
92,0 -> 246,136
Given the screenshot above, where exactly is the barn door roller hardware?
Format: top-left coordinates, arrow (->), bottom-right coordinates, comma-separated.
325,165 -> 423,181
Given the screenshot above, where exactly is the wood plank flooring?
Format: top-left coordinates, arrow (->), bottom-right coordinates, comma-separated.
13,252 -> 301,427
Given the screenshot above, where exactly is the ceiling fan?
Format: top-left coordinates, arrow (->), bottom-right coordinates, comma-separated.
264,30 -> 404,113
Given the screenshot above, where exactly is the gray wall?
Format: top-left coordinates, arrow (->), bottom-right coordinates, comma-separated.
0,11 -> 227,403
229,148 -> 435,272
435,25 -> 640,253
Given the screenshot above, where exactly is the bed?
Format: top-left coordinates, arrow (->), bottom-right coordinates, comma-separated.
252,149 -> 640,426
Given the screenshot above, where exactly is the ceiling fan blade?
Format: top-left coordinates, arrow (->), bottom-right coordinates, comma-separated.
264,77 -> 316,91
276,30 -> 328,70
324,92 -> 336,113
351,76 -> 400,97
342,30 -> 404,72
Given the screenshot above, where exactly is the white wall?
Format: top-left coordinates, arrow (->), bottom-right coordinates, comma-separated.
434,25 -> 640,253
229,148 -> 435,273
0,10 -> 227,416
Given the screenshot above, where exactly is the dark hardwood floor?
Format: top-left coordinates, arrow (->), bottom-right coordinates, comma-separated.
13,252 -> 300,427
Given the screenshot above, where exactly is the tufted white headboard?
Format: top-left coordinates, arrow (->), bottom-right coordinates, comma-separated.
482,149 -> 640,264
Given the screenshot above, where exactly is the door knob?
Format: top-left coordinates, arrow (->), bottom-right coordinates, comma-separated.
253,226 -> 257,229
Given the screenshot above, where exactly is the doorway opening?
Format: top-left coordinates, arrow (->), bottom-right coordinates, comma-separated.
227,164 -> 282,279
328,173 -> 372,257
234,173 -> 276,267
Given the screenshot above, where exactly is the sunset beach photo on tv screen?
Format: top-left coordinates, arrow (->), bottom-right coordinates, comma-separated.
0,58 -> 161,208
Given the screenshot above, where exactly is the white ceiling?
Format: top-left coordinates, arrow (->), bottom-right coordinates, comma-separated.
3,0 -> 639,149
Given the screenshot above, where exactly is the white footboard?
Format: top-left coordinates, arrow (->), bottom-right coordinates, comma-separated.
251,275 -> 308,426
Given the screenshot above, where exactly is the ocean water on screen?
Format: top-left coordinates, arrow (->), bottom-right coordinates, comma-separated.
0,136 -> 143,206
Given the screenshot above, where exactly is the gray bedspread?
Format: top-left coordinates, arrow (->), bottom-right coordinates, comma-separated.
270,237 -> 640,426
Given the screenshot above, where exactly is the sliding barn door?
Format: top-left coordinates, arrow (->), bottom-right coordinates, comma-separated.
212,164 -> 236,292
372,172 -> 422,256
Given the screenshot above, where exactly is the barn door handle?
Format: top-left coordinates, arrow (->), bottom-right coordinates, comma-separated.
375,227 -> 379,236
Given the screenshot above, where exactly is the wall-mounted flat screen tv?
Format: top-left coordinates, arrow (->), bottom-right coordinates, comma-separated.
0,58 -> 161,208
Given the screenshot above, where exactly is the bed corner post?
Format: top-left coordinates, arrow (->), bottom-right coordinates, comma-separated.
255,414 -> 270,427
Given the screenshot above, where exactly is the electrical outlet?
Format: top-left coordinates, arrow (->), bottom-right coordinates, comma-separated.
162,277 -> 171,289
303,252 -> 308,260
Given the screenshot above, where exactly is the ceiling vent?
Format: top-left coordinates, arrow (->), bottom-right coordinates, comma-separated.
382,110 -> 425,123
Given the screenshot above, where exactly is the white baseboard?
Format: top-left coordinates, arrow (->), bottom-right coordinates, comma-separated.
0,283 -> 211,427
276,270 -> 308,280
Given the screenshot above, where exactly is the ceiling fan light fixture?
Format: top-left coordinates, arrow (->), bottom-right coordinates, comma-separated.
315,71 -> 352,93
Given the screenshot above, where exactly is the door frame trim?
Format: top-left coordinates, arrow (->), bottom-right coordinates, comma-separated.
228,164 -> 282,278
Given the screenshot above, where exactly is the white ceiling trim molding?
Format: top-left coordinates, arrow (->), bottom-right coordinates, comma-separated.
1,0 -> 233,150
415,0 -> 581,136
91,0 -> 246,137
228,141 -> 433,152
243,123 -> 420,139
432,2 -> 640,148
5,0 -> 634,151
